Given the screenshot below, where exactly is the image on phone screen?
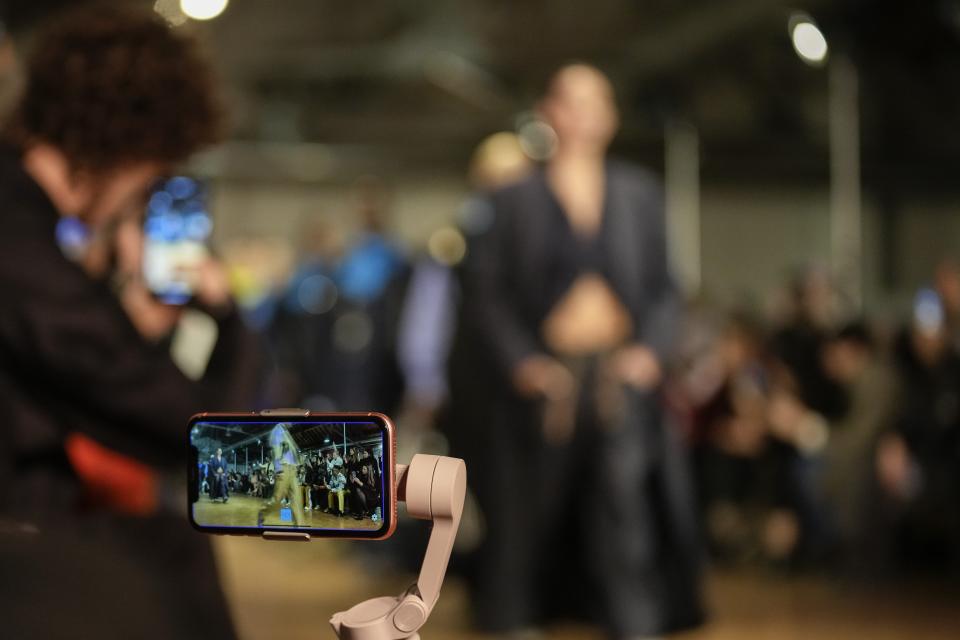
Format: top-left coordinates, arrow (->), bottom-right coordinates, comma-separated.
143,176 -> 212,305
188,416 -> 391,537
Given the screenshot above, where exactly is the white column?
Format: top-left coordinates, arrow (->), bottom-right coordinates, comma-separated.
665,119 -> 702,295
829,55 -> 862,312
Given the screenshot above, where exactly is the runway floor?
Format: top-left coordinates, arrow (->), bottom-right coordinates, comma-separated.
194,494 -> 380,531
214,535 -> 960,639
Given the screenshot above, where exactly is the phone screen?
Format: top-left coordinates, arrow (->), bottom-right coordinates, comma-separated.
188,414 -> 394,538
143,176 -> 212,305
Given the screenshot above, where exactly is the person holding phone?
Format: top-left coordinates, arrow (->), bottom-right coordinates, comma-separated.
0,5 -> 259,639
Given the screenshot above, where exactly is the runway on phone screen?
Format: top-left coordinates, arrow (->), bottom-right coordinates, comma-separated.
193,495 -> 379,530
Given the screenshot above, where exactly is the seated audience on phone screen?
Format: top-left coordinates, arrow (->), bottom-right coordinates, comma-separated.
326,467 -> 347,515
348,467 -> 371,519
328,447 -> 345,471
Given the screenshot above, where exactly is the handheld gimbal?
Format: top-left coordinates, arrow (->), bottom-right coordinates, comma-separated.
329,454 -> 466,640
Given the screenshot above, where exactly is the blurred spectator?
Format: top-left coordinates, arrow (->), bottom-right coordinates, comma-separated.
422,131 -> 534,562
270,178 -> 408,413
769,322 -> 899,567
687,314 -> 783,562
769,266 -> 847,420
328,177 -> 408,411
882,289 -> 960,572
269,220 -> 343,406
817,323 -> 897,556
399,131 -> 531,416
0,17 -> 17,117
762,267 -> 847,559
933,258 -> 960,351
0,5 -> 258,639
397,131 -> 532,443
465,64 -> 702,638
222,235 -> 296,333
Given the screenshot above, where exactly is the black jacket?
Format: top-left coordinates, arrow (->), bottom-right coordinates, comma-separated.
0,146 -> 258,640
0,146 -> 260,517
469,160 -> 680,377
461,161 -> 703,636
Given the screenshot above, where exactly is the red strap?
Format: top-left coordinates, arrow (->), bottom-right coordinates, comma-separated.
64,433 -> 158,516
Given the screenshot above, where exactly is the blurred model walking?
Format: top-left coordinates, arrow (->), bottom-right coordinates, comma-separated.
465,64 -> 703,639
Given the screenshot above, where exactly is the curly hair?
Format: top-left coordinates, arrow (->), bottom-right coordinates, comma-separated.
4,3 -> 224,172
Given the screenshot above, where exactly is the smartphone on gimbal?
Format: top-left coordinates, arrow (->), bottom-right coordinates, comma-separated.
188,411 -> 397,540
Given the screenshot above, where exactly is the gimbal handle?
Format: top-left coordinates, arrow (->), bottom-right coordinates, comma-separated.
329,454 -> 467,640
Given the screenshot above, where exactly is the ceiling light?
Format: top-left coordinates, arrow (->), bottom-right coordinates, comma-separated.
180,0 -> 229,21
790,14 -> 829,66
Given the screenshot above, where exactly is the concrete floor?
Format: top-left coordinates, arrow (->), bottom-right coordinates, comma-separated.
214,536 -> 960,640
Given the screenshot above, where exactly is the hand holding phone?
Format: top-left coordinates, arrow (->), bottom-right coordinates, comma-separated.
114,217 -> 184,339
184,256 -> 232,312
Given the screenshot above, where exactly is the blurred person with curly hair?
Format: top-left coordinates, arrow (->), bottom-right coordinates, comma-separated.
0,4 -> 258,639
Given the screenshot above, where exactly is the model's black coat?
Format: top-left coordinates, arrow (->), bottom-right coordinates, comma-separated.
452,161 -> 704,637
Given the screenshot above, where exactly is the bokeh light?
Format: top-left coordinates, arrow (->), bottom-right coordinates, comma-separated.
296,275 -> 338,315
333,311 -> 374,353
180,0 -> 230,22
153,0 -> 188,26
427,227 -> 467,267
516,112 -> 558,161
790,15 -> 829,66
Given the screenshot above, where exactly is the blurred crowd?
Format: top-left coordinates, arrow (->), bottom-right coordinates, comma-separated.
247,195 -> 960,580
235,170 -> 960,581
1,4 -> 959,640
672,264 -> 960,575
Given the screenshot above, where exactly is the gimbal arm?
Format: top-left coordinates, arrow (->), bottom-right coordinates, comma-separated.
329,454 -> 467,640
